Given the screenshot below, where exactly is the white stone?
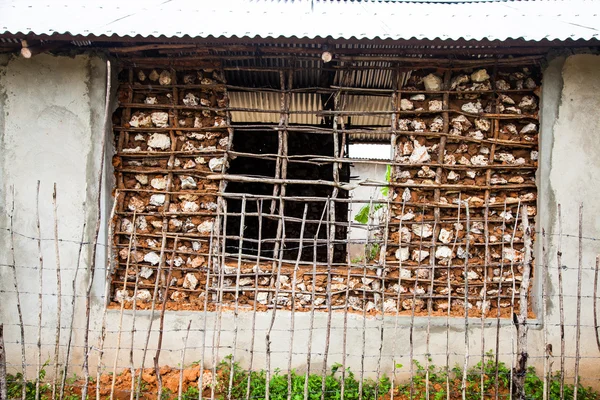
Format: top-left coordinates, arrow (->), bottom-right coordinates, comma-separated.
531,151 -> 539,161
466,170 -> 476,179
467,130 -> 485,140
151,112 -> 169,128
520,123 -> 537,134
150,177 -> 167,190
447,171 -> 459,181
147,133 -> 171,150
115,289 -> 131,303
400,98 -> 414,111
439,228 -> 453,244
525,77 -> 537,89
129,113 -> 152,128
471,69 -> 490,83
490,177 -> 507,185
428,100 -> 443,112
183,93 -> 199,106
128,196 -> 145,212
397,170 -> 411,179
423,73 -> 442,91
501,124 -> 517,136
198,220 -> 214,234
435,246 -> 453,259
519,95 -> 537,110
411,119 -> 427,132
219,137 -> 229,147
474,118 -> 490,131
499,94 -> 515,105
461,101 -> 483,114
139,266 -> 153,279
144,252 -> 161,265
412,250 -> 429,262
429,116 -> 444,132
182,201 -> 200,213
209,157 -> 225,172
401,188 -> 411,202
183,273 -> 199,290
383,298 -> 398,313
470,155 -> 488,166
145,96 -> 158,105
410,94 -> 425,101
417,166 -> 436,178
451,115 -> 472,132
136,290 -> 152,302
466,270 -> 479,280
412,223 -> 433,238
409,141 -> 430,164
496,79 -> 510,90
496,153 -> 515,164
158,70 -> 171,85
149,194 -> 166,206
395,247 -> 410,261
451,74 -> 470,89
135,174 -> 148,185
180,176 -> 197,189
503,248 -> 523,262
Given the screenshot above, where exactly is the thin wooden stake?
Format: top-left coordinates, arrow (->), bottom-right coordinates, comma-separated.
574,204 -> 583,400
35,180 -> 44,400
228,196 -> 247,400
51,183 -> 62,400
155,236 -> 180,398
178,320 -> 192,400
0,324 -> 6,400
556,204 -> 565,399
110,210 -> 137,400
60,210 -> 87,399
288,205 -> 308,400
9,186 -> 26,400
461,203 -> 471,400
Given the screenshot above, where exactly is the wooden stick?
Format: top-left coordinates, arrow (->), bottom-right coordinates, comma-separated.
82,58 -> 112,400
595,254 -> 600,354
304,202 -> 329,400
35,181 -> 44,400
265,200 -> 286,400
245,199 -> 263,400
178,320 -> 192,400
359,195 -> 375,400
288,205 -> 308,400
51,183 -> 62,400
341,195 -> 354,400
129,242 -> 142,400
494,200 -> 508,400
508,201 -> 522,400
110,210 -> 137,400
574,204 -> 583,399
461,203 -> 471,400
154,236 -> 180,398
60,210 -> 87,399
556,204 -> 565,399
198,222 -> 215,400
542,229 -> 550,400
0,324 -> 6,400
228,196 -> 247,400
9,186 -> 27,400
513,202 -> 532,400
134,228 -> 169,400
448,195 -> 462,400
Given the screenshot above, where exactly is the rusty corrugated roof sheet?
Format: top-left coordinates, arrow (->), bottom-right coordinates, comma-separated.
1,0 -> 599,42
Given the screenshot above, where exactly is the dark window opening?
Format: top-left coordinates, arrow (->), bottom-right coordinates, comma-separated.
225,127 -> 349,263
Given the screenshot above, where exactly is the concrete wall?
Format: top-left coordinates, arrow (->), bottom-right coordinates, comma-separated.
2,52 -> 600,387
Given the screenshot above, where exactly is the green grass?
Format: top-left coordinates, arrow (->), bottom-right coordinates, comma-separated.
6,352 -> 600,400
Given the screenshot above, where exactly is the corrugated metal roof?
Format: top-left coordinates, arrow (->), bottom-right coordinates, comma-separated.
1,0 -> 599,42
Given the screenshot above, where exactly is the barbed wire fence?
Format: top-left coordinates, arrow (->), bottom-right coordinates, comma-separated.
1,179 -> 600,400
